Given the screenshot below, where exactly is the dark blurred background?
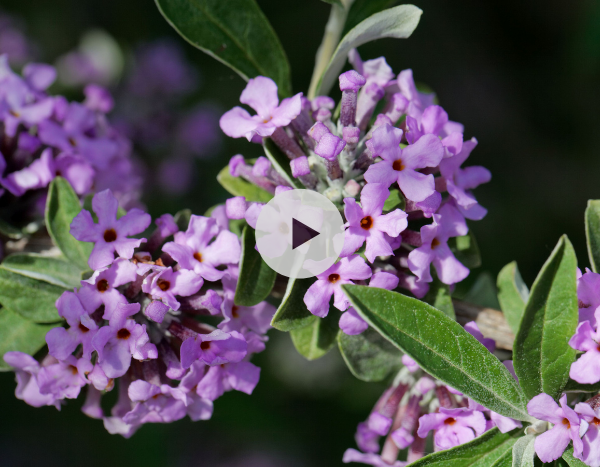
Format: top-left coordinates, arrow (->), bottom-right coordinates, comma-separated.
1,0 -> 600,465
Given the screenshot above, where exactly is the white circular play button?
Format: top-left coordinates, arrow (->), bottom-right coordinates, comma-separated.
255,189 -> 345,278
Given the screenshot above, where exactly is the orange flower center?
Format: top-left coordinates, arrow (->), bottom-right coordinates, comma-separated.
392,159 -> 405,171
360,216 -> 373,230
328,273 -> 341,283
157,279 -> 170,291
117,328 -> 131,340
193,252 -> 203,262
103,228 -> 117,242
97,279 -> 109,292
431,238 -> 441,249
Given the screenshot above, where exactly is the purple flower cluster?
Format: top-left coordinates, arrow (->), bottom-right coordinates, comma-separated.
3,189 -> 274,436
343,322 -> 522,466
219,50 -> 490,333
0,54 -> 142,222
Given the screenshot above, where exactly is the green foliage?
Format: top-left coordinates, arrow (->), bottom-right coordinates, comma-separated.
290,309 -> 341,360
564,379 -> 600,393
464,272 -> 500,309
383,188 -> 405,212
271,277 -> 316,331
563,448 -> 588,467
344,285 -> 532,421
263,140 -> 302,189
514,235 -> 578,400
343,0 -> 398,36
174,209 -> 192,232
216,165 -> 274,203
45,177 -> 92,271
512,434 -> 536,467
316,5 -> 422,96
585,199 -> 600,272
449,230 -> 482,269
497,261 -> 529,334
423,275 -> 455,318
1,253 -> 82,289
0,308 -> 59,371
155,0 -> 292,96
338,327 -> 402,382
0,268 -> 64,323
408,428 -> 520,467
320,0 -> 343,6
234,226 -> 277,306
0,217 -> 25,239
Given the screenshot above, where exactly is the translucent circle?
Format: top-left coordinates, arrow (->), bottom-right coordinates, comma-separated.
255,189 -> 345,279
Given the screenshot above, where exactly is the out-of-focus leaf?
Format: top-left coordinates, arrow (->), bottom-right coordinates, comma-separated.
263,140 -> 302,189
464,272 -> 500,309
408,428 -> 520,467
290,309 -> 340,360
0,308 -> 59,371
449,230 -> 481,269
155,0 -> 291,96
512,434 -> 535,467
320,0 -> 343,6
0,268 -> 64,323
585,200 -> 600,272
514,235 -> 578,400
1,253 -> 82,289
344,285 -> 532,421
338,327 -> 402,382
174,209 -> 192,232
271,277 -> 316,331
316,5 -> 422,96
45,177 -> 92,271
217,165 -> 274,203
343,0 -> 397,36
234,226 -> 276,306
497,262 -> 529,335
563,448 -> 588,467
564,379 -> 600,393
383,188 -> 405,212
0,217 -> 24,239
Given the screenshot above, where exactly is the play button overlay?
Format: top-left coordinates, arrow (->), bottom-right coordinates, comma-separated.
292,218 -> 320,249
255,189 -> 345,279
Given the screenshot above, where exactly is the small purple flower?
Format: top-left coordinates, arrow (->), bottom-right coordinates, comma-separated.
364,124 -> 444,203
36,355 -> 89,400
92,320 -> 158,378
3,352 -> 60,409
162,215 -> 240,282
195,360 -> 261,401
142,267 -> 204,311
578,269 -> 600,326
417,407 -> 486,451
527,393 -> 586,463
179,329 -> 247,369
45,291 -> 98,360
340,183 -> 408,262
78,258 -> 137,319
342,449 -> 406,467
70,189 -> 151,270
123,380 -> 187,425
407,203 -> 470,285
439,138 -> 491,221
569,311 -> 600,384
464,321 -> 496,353
219,76 -> 302,141
575,402 -> 600,467
304,255 -> 373,317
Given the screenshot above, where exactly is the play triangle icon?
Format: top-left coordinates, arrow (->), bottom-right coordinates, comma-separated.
292,218 -> 320,250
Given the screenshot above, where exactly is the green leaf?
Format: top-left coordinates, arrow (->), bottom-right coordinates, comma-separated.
338,327 -> 402,382
464,272 -> 501,309
271,277 -> 316,331
563,448 -> 588,467
449,230 -> 482,269
497,262 -> 529,335
234,226 -> 277,306
383,188 -> 405,212
45,177 -> 92,271
263,139 -> 302,189
155,0 -> 291,96
320,0 -> 343,6
343,0 -> 397,36
423,276 -> 455,318
564,379 -> 600,393
344,285 -> 532,421
290,309 -> 341,360
514,235 -> 578,400
0,268 -> 64,323
0,217 -> 24,239
0,308 -> 59,371
174,209 -> 192,232
585,200 -> 600,273
316,5 -> 422,96
408,428 -> 520,467
1,254 -> 82,289
512,434 -> 536,467
217,164 -> 274,203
